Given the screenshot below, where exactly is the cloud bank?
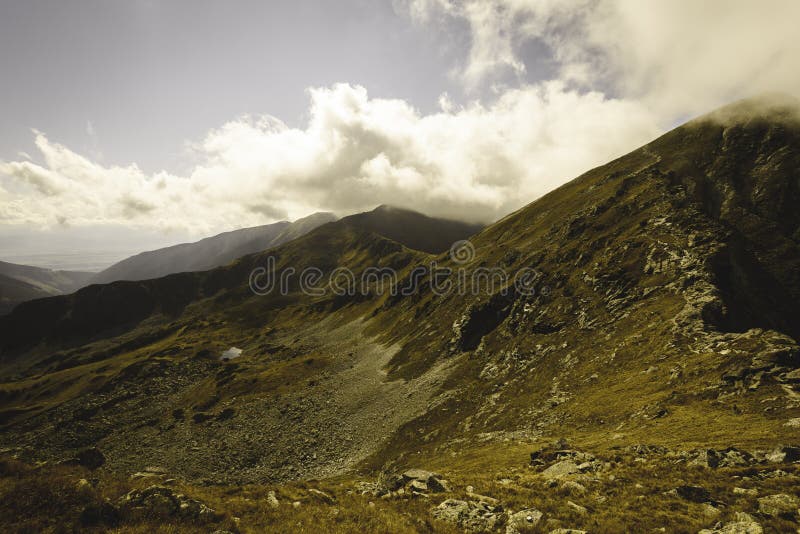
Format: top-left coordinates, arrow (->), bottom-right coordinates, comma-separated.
1,83 -> 659,233
2,0 -> 799,237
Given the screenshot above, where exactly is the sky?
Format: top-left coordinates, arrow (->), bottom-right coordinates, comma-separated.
1,0 -> 799,269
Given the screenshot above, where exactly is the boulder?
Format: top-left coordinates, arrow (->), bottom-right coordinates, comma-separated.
408,480 -> 428,495
765,445 -> 800,463
380,469 -> 451,496
506,508 -> 543,534
118,485 -> 220,523
566,501 -> 587,515
427,475 -> 452,493
541,460 -> 581,479
402,468 -> 439,482
689,448 -> 753,468
308,488 -> 335,504
698,512 -> 763,534
432,498 -> 505,532
757,493 -> 798,518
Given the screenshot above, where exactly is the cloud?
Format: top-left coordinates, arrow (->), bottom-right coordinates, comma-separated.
0,82 -> 660,234
401,0 -> 800,115
6,2 -> 795,239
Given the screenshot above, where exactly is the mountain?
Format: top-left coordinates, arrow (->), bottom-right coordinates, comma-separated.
338,205 -> 484,254
1,96 -> 799,533
89,212 -> 338,284
0,260 -> 93,315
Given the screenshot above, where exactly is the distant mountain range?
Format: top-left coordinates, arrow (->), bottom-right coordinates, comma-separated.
0,261 -> 93,316
89,212 -> 339,284
0,206 -> 483,318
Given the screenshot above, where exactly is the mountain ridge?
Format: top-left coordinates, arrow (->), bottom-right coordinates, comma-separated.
1,95 -> 799,533
89,211 -> 338,284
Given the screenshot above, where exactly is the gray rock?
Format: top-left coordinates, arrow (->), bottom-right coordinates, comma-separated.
426,475 -> 452,493
506,508 -> 543,534
698,512 -> 763,534
432,498 -> 504,532
408,480 -> 428,494
118,486 -> 219,523
566,501 -> 587,515
757,493 -> 798,517
765,445 -> 800,463
402,468 -> 439,482
541,460 -> 581,479
308,488 -> 334,504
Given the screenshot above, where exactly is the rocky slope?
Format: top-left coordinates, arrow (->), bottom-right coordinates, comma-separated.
1,96 -> 799,532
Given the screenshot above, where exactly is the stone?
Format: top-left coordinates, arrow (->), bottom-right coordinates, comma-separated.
765,445 -> 800,463
541,460 -> 581,479
308,488 -> 334,504
432,499 -> 504,532
426,475 -> 451,493
698,512 -> 763,534
689,448 -> 753,468
757,493 -> 798,517
566,501 -> 587,515
118,486 -> 219,523
408,480 -> 428,494
701,503 -> 721,519
266,490 -> 280,508
506,508 -> 544,534
356,481 -> 385,496
733,487 -> 758,496
402,468 -> 439,482
144,466 -> 168,474
549,529 -> 587,534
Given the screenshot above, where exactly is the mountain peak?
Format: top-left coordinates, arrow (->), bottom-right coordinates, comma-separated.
695,92 -> 800,127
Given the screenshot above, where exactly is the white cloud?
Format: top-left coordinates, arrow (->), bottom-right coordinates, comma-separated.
5,1 -> 796,241
401,0 -> 800,115
0,82 -> 660,233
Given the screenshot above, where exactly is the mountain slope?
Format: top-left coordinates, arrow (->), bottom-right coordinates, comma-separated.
90,212 -> 337,284
0,261 -> 94,315
1,96 -> 799,533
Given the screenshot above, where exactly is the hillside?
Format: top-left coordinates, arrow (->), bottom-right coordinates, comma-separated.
90,212 -> 338,284
0,261 -> 93,315
0,96 -> 799,533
